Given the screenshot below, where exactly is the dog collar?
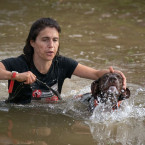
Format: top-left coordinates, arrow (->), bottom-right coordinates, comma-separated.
94,99 -> 98,107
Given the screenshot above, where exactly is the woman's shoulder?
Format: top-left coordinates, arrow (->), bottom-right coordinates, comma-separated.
1,54 -> 29,72
55,55 -> 78,68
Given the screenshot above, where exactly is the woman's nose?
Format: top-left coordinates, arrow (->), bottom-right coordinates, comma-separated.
48,39 -> 53,48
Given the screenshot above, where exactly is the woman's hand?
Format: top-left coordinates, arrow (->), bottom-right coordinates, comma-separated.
15,71 -> 36,84
73,63 -> 126,89
0,62 -> 36,84
109,66 -> 126,89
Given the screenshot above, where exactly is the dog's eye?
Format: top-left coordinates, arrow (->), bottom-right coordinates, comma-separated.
118,76 -> 123,82
115,74 -> 122,79
104,75 -> 109,79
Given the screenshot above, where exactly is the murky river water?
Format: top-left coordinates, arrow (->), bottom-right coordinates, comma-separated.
0,0 -> 145,144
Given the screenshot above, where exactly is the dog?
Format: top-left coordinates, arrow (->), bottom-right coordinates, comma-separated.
78,73 -> 130,112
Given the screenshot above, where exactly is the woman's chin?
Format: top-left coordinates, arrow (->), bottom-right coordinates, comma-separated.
45,56 -> 55,61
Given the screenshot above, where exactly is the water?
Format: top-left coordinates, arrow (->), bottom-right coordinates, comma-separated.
0,0 -> 145,144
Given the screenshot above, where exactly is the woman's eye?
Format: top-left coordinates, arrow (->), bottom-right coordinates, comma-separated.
53,39 -> 58,42
42,39 -> 48,42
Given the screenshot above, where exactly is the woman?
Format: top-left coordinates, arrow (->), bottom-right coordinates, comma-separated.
0,17 -> 126,104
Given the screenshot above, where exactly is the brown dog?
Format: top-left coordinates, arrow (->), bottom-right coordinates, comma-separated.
79,73 -> 130,112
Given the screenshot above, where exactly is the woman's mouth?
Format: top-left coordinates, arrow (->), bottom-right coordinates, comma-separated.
46,51 -> 54,56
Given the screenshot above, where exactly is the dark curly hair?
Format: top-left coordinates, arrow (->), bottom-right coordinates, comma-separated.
23,17 -> 61,65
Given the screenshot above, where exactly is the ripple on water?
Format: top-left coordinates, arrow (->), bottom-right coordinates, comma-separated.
0,84 -> 145,144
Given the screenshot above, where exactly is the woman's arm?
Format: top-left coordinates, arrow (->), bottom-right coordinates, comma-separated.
0,62 -> 36,84
73,63 -> 126,89
0,62 -> 12,80
73,63 -> 109,80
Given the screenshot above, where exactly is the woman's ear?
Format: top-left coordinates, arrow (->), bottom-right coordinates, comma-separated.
30,40 -> 35,48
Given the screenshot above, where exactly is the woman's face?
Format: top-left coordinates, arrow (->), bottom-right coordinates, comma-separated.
31,27 -> 59,62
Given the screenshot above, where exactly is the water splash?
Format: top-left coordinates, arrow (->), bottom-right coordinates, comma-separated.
83,84 -> 145,145
90,100 -> 134,123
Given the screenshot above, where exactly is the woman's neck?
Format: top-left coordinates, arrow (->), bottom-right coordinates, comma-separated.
33,55 -> 52,74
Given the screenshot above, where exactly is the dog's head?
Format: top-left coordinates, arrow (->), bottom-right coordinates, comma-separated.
91,73 -> 130,108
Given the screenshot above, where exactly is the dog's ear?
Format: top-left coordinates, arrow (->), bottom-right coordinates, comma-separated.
91,80 -> 100,98
118,88 -> 130,101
